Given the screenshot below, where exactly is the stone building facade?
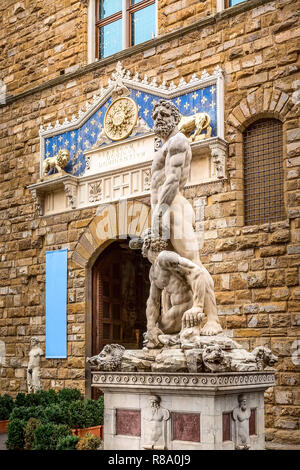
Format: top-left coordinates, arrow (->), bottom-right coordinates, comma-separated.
0,0 -> 299,446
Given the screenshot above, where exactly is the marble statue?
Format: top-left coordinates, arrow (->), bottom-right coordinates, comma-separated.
87,99 -> 278,376
42,148 -> 69,177
139,228 -> 221,349
150,99 -> 222,336
232,394 -> 251,450
142,395 -> 170,450
27,337 -> 43,393
178,111 -> 212,141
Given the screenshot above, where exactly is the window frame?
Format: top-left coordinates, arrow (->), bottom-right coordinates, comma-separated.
217,0 -> 247,11
95,0 -> 156,60
242,118 -> 285,226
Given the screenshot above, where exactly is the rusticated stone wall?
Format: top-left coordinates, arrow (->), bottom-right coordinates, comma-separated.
0,0 -> 299,445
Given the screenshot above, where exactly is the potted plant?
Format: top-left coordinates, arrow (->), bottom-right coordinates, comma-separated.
76,433 -> 102,450
70,398 -> 104,439
0,394 -> 14,433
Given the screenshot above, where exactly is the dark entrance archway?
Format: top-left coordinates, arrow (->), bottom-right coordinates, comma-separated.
92,239 -> 150,398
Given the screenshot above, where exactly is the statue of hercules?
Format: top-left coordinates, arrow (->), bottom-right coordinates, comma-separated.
149,99 -> 222,338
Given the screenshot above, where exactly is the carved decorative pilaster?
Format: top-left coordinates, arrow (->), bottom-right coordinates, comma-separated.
143,169 -> 151,191
64,182 -> 78,209
209,140 -> 227,179
31,189 -> 44,216
88,181 -> 102,203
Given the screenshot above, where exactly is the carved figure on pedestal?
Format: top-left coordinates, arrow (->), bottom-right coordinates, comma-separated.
252,346 -> 278,371
178,112 -> 212,141
142,395 -> 170,450
232,394 -> 251,450
27,337 -> 44,393
87,344 -> 125,371
42,148 -> 69,177
138,229 -> 222,348
150,100 -> 221,336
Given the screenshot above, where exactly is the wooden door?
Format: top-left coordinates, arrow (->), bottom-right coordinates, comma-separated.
92,240 -> 150,397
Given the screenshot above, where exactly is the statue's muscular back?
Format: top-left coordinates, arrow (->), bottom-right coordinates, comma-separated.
151,132 -> 192,207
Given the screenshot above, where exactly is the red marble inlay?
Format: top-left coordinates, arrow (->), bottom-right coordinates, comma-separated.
222,412 -> 232,442
249,408 -> 256,436
116,409 -> 141,436
172,412 -> 200,442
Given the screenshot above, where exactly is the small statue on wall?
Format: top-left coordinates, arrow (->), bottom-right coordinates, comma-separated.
232,394 -> 251,450
42,148 -> 70,177
142,395 -> 170,450
27,337 -> 44,393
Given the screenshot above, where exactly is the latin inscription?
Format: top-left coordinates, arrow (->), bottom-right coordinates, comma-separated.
85,135 -> 154,175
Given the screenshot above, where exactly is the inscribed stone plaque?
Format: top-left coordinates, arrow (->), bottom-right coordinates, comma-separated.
172,412 -> 200,442
116,409 -> 141,436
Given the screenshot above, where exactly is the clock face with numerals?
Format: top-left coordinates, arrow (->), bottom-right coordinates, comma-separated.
104,97 -> 138,141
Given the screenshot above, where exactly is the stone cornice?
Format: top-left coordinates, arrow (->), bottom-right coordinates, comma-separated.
1,0 -> 275,108
92,370 -> 275,393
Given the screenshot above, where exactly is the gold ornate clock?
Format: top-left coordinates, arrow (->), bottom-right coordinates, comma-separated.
104,97 -> 138,141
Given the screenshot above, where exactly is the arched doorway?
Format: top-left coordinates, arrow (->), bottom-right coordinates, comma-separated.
91,239 -> 150,397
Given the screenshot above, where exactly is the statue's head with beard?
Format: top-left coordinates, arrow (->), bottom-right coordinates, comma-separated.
152,99 -> 181,140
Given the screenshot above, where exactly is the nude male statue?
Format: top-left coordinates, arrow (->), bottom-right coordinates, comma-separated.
27,336 -> 44,393
138,229 -> 221,348
142,395 -> 170,450
150,100 -> 222,336
232,394 -> 251,450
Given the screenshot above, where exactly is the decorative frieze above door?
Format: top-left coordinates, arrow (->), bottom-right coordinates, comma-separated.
28,61 -> 228,216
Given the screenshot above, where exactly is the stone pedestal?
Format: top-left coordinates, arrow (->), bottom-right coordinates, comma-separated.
92,370 -> 275,450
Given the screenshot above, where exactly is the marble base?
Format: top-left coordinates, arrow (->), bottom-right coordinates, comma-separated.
92,370 -> 275,450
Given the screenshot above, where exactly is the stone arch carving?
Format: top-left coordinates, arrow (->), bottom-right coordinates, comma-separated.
72,200 -> 151,268
227,86 -> 290,135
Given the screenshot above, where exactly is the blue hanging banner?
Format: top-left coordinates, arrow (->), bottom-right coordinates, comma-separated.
45,249 -> 68,358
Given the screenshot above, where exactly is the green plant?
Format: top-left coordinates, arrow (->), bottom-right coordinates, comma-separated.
76,433 -> 101,450
24,418 -> 41,450
6,418 -> 27,450
68,400 -> 87,429
35,389 -> 57,406
15,393 -> 28,408
10,406 -> 30,422
44,404 -> 68,425
10,405 -> 45,422
33,422 -> 72,450
85,398 -> 104,427
56,434 -> 79,450
0,394 -> 14,420
57,388 -> 83,403
51,424 -> 72,449
33,422 -> 55,450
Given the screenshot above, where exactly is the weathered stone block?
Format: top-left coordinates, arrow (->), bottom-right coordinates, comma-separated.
247,272 -> 267,288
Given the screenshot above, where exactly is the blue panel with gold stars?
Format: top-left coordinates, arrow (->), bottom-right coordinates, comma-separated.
43,85 -> 217,177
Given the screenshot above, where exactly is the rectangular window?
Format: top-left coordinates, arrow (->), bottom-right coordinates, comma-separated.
229,0 -> 246,6
96,0 -> 156,59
